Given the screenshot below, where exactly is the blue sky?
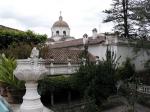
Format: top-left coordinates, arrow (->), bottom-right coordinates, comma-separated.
0,0 -> 114,38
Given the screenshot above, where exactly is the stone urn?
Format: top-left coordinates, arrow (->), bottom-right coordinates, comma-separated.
14,47 -> 49,112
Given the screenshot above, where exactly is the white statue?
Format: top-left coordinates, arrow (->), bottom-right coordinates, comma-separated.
30,47 -> 39,59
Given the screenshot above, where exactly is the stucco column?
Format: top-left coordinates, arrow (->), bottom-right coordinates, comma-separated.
21,81 -> 43,112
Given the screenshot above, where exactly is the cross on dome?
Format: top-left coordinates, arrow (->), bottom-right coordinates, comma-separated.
59,11 -> 63,21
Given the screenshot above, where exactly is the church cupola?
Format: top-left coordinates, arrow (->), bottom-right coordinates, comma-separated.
51,12 -> 70,41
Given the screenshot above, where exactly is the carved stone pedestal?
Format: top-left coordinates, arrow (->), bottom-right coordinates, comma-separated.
13,47 -> 53,112
21,82 -> 43,112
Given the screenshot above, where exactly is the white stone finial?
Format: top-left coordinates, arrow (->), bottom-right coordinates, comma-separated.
67,58 -> 71,74
50,58 -> 54,66
67,58 -> 71,66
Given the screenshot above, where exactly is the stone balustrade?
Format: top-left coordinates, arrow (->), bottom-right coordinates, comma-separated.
17,59 -> 79,75
128,83 -> 150,95
137,85 -> 150,94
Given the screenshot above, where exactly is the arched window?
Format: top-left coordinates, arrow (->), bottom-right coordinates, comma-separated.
63,31 -> 66,36
56,31 -> 59,35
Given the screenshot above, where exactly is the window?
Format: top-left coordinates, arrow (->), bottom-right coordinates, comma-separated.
63,31 -> 66,36
56,31 -> 59,35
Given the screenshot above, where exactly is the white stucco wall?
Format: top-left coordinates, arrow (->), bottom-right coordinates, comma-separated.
116,46 -> 150,71
88,44 -> 107,60
87,43 -> 149,71
88,43 -> 117,60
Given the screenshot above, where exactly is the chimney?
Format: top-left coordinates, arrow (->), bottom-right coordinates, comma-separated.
92,28 -> 97,39
83,33 -> 89,45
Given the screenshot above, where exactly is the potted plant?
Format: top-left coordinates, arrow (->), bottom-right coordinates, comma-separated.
0,54 -> 25,103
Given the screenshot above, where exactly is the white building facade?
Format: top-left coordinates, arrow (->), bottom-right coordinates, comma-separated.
47,16 -> 150,71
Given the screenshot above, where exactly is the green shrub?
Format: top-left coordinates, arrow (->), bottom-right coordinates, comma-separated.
0,43 -> 33,59
0,54 -> 24,89
115,58 -> 135,81
38,75 -> 73,95
0,29 -> 47,49
72,46 -> 119,104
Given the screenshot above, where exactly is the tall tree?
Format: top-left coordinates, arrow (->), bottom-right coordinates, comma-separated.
104,0 -> 150,39
103,0 -> 131,38
122,0 -> 129,38
131,0 -> 150,39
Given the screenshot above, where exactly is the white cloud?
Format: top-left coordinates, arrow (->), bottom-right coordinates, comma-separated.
0,0 -> 113,38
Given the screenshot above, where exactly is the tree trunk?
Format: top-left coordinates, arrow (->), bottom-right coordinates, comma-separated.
122,0 -> 129,38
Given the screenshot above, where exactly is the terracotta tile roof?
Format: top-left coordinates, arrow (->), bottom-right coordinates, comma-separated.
47,38 -> 55,42
48,36 -> 105,49
44,49 -> 95,64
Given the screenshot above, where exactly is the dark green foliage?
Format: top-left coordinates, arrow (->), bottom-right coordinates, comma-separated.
0,29 -> 47,49
100,100 -> 124,111
0,42 -> 50,59
72,64 -> 97,95
0,43 -> 33,59
115,58 -> 135,105
39,45 -> 50,59
103,0 -> 131,37
115,58 -> 135,81
103,0 -> 150,39
0,55 -> 24,89
38,76 -> 73,94
136,70 -> 150,85
85,58 -> 117,103
73,46 -> 119,104
0,29 -> 47,59
131,0 -> 150,39
137,96 -> 150,108
83,100 -> 99,112
144,59 -> 150,70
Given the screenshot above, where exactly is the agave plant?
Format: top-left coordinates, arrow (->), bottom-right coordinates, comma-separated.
0,54 -> 24,89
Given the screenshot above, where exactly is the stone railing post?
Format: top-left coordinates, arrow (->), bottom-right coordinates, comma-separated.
50,58 -> 54,75
67,58 -> 71,74
82,58 -> 86,66
96,56 -> 100,65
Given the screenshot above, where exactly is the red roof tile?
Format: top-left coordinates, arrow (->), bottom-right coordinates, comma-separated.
48,36 -> 105,49
44,49 -> 95,64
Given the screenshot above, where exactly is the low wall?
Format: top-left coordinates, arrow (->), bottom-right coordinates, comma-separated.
16,59 -> 79,75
